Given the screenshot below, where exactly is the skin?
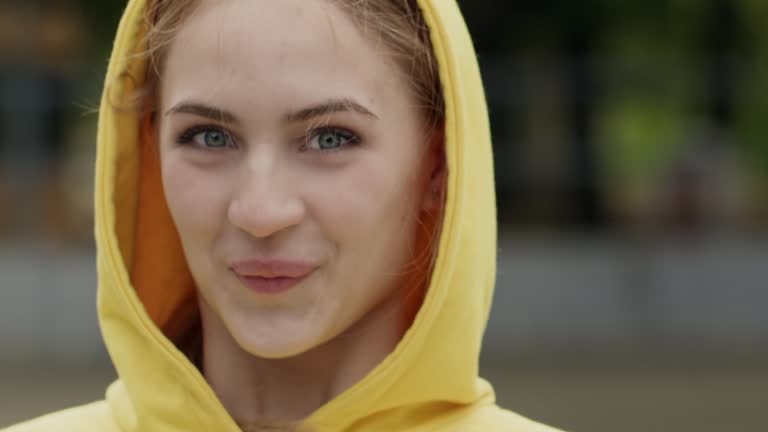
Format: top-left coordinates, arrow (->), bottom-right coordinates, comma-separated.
158,0 -> 443,423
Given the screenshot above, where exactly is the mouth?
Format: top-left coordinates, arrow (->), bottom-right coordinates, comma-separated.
230,259 -> 316,295
234,274 -> 311,295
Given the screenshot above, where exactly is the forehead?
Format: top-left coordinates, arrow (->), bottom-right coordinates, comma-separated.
161,0 -> 406,114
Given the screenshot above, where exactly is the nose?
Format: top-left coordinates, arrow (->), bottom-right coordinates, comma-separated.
227,164 -> 305,239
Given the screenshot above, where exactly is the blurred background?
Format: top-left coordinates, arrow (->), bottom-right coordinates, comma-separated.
1,0 -> 766,430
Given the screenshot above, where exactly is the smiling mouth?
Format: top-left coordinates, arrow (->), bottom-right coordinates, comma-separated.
229,258 -> 316,294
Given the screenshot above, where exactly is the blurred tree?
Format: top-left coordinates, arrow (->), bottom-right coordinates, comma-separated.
461,0 -> 609,228
734,0 -> 768,179
79,0 -> 124,59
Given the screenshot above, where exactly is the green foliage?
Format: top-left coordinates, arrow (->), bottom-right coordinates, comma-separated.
79,0 -> 125,58
597,93 -> 687,183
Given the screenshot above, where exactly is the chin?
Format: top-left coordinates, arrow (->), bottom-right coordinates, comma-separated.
241,340 -> 312,359
228,315 -> 329,359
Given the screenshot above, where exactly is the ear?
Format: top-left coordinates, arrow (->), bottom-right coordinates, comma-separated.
421,126 -> 446,213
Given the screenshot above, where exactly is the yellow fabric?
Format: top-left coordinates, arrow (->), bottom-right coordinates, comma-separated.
3,0 -> 563,431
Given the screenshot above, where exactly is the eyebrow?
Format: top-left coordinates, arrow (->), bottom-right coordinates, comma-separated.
165,103 -> 239,124
164,98 -> 379,124
283,98 -> 379,122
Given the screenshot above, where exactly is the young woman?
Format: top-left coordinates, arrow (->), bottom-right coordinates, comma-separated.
5,0 -> 561,431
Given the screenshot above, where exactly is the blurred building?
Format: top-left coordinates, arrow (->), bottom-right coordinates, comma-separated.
0,0 -> 91,243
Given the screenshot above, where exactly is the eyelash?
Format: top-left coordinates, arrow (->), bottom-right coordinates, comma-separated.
301,126 -> 362,152
175,124 -> 362,152
176,124 -> 237,149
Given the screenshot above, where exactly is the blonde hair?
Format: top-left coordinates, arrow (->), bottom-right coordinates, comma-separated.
136,0 -> 444,127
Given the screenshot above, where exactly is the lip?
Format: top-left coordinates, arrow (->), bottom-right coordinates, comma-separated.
230,259 -> 316,295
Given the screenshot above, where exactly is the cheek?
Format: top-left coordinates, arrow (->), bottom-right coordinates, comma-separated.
312,153 -> 422,265
161,156 -> 231,251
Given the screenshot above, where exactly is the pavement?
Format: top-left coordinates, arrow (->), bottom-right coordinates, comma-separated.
1,235 -> 767,430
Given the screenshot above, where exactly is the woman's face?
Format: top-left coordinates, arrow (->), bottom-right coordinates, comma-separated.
159,0 -> 438,358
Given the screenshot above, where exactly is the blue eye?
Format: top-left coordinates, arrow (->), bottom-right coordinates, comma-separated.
198,129 -> 227,148
306,128 -> 360,151
177,126 -> 235,149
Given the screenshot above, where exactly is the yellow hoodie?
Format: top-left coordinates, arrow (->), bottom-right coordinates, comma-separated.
4,1 -> 562,431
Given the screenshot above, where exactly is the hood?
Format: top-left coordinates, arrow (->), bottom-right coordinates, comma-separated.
96,0 -> 497,430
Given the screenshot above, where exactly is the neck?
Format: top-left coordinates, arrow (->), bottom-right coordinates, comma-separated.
199,292 -> 405,423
